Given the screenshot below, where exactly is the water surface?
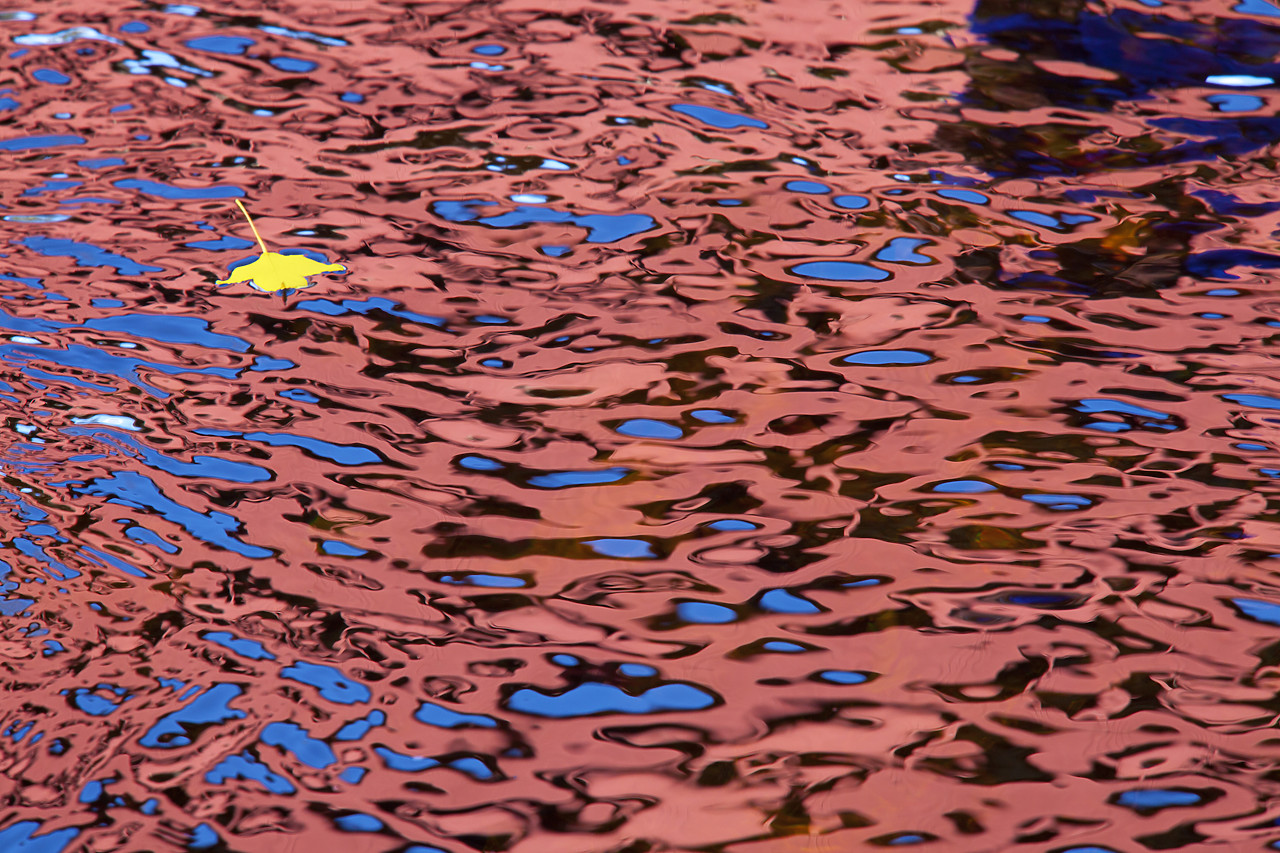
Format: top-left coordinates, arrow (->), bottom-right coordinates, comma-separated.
3,0 -> 1280,850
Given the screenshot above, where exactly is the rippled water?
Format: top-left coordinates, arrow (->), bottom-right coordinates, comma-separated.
4,0 -> 1280,850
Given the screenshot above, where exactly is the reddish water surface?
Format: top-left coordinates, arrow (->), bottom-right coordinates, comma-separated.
4,0 -> 1280,850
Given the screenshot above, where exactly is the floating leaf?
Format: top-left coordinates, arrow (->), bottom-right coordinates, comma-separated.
216,199 -> 345,293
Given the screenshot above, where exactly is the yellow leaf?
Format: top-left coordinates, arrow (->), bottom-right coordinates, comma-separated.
216,199 -> 346,293
217,251 -> 346,293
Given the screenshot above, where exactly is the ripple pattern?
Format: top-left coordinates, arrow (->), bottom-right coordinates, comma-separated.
3,0 -> 1280,851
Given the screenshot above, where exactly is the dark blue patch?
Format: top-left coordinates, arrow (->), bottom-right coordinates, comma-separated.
185,235 -> 256,251
32,68 -> 71,85
508,681 -> 716,717
677,601 -> 737,623
1115,789 -> 1202,810
19,236 -> 160,275
189,824 -> 219,849
206,752 -> 295,794
333,813 -> 384,832
615,418 -> 683,439
65,427 -> 270,484
1023,493 -> 1092,510
270,56 -> 317,72
77,471 -> 271,558
0,821 -> 79,852
83,313 -> 250,352
527,468 -> 630,488
140,683 -> 247,748
415,701 -> 499,728
791,260 -> 890,281
186,35 -> 255,55
439,573 -> 526,588
292,296 -> 445,327
1234,597 -> 1280,625
785,180 -> 831,194
619,663 -> 657,676
335,709 -> 386,741
832,194 -> 870,209
193,428 -> 379,465
280,661 -> 370,704
458,455 -> 503,471
320,540 -> 367,557
261,721 -> 336,768
818,670 -> 868,684
1223,393 -> 1280,410
375,745 -> 438,772
23,180 -> 82,197
432,199 -> 656,243
203,630 -> 275,660
842,349 -> 931,365
932,480 -> 997,493
875,237 -> 934,264
707,519 -> 759,531
690,409 -> 735,423
585,538 -> 656,558
114,178 -> 243,200
936,188 -> 989,204
670,103 -> 768,129
758,589 -> 820,614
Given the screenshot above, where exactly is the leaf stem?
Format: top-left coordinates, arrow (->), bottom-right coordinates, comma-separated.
234,198 -> 269,254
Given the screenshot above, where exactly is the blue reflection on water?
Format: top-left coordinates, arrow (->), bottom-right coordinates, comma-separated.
526,467 -> 630,488
508,681 -> 715,717
818,670 -> 868,684
334,813 -> 383,832
615,418 -> 683,439
194,428 -> 379,465
77,471 -> 271,558
1115,789 -> 1202,809
791,260 -> 890,281
833,194 -> 870,209
19,236 -> 160,275
1233,597 -> 1280,625
433,199 -> 655,243
207,752 -> 296,794
335,710 -> 385,740
785,180 -> 830,194
933,480 -> 997,493
707,519 -> 758,531
415,701 -> 499,728
261,722 -> 336,768
669,103 -> 767,129
281,661 -> 370,704
271,57 -> 317,73
842,349 -> 931,365
936,187 -> 989,204
0,134 -> 85,151
875,237 -> 935,264
677,601 -> 737,623
0,821 -> 79,852
293,296 -> 446,327
140,683 -> 247,748
185,35 -> 254,54
758,589 -> 820,614
115,178 -> 244,200
203,631 -> 275,660
375,745 -> 438,771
